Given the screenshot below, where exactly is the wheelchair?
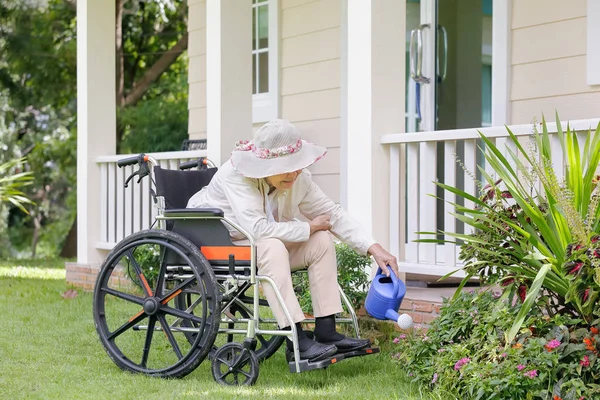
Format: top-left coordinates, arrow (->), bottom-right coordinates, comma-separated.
92,153 -> 379,386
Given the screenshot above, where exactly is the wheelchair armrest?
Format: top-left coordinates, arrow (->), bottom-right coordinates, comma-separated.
163,208 -> 224,217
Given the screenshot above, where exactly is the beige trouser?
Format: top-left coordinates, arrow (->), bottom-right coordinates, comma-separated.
256,231 -> 343,328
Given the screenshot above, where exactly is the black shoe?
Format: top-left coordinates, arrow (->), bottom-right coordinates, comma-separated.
317,336 -> 371,353
287,340 -> 338,362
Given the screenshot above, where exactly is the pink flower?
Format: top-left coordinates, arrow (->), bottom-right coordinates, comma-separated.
580,355 -> 590,367
392,334 -> 407,344
523,370 -> 538,379
517,364 -> 526,371
431,373 -> 438,384
544,339 -> 561,351
454,357 -> 471,370
500,352 -> 507,358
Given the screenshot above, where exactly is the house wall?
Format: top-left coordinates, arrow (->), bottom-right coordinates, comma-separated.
187,0 -> 207,141
187,0 -> 342,202
280,0 -> 342,202
510,0 -> 600,124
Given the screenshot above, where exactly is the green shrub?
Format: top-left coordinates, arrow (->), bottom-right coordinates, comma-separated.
393,290 -> 600,399
293,242 -> 371,313
427,115 -> 600,344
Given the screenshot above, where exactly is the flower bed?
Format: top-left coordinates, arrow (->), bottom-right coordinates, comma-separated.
397,116 -> 600,399
393,290 -> 600,399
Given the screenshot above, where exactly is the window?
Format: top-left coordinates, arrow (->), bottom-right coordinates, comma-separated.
252,0 -> 278,123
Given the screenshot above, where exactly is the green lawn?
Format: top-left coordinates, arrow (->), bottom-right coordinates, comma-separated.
0,259 -> 445,400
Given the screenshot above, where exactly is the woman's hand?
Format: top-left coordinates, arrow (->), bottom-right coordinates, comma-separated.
368,243 -> 399,277
309,214 -> 332,235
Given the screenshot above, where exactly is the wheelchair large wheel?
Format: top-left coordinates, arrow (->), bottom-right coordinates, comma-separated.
176,283 -> 285,362
222,292 -> 285,362
93,229 -> 220,378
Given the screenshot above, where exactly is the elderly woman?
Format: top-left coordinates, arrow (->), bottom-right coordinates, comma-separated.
187,119 -> 399,362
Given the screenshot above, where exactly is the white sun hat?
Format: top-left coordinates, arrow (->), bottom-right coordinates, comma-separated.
230,119 -> 327,179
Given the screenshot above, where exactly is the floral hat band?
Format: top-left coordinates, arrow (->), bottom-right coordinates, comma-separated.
230,119 -> 327,179
234,139 -> 303,160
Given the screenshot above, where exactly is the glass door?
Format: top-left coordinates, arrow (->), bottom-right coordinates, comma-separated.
406,0 -> 493,133
405,0 -> 494,241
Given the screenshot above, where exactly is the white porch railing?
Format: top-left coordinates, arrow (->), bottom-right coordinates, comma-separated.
382,118 -> 600,281
96,149 -> 208,250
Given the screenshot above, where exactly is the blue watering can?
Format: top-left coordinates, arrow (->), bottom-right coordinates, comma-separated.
365,267 -> 413,329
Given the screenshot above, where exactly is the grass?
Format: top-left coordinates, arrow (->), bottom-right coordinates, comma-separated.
0,258 -> 443,400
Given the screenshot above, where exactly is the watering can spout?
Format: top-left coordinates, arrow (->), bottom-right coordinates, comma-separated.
385,309 -> 414,330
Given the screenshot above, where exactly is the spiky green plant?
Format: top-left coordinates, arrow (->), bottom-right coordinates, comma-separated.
426,114 -> 600,345
0,157 -> 34,213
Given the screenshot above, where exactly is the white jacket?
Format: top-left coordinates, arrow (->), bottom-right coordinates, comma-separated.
186,160 -> 377,255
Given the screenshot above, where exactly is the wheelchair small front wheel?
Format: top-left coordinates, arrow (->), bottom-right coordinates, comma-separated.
93,229 -> 220,378
211,343 -> 259,386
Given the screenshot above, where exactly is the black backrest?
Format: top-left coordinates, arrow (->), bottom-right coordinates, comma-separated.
181,139 -> 207,151
154,166 -> 217,210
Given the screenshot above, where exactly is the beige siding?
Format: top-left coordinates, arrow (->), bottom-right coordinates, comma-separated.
512,92 -> 600,124
187,0 -> 207,140
512,18 -> 586,65
512,0 -> 586,29
281,0 -> 318,11
510,0 -> 600,124
185,0 -> 341,199
311,174 -> 341,203
280,0 -> 341,201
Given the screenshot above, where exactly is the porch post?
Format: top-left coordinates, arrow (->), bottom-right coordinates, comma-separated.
76,0 -> 116,267
206,0 -> 253,166
342,1 -> 406,268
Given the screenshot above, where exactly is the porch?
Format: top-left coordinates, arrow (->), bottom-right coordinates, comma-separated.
66,117 -> 600,320
71,0 -> 600,316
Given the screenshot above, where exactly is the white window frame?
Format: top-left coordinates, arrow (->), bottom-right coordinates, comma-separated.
252,0 -> 279,123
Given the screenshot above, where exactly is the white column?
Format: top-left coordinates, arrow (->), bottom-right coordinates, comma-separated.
492,0 -> 511,125
342,0 -> 405,258
206,0 -> 253,166
76,0 -> 116,266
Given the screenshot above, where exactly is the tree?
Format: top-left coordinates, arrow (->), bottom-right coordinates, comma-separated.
0,0 -> 190,257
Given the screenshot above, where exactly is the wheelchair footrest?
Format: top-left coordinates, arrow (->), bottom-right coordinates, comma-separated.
287,347 -> 380,373
337,346 -> 380,360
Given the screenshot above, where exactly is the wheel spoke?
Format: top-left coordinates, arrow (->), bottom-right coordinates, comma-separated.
153,247 -> 168,296
161,304 -> 205,325
102,287 -> 145,305
216,356 -> 230,365
126,249 -> 154,296
159,276 -> 198,304
220,369 -> 233,380
239,369 -> 252,379
140,316 -> 156,368
157,314 -> 183,360
107,311 -> 147,341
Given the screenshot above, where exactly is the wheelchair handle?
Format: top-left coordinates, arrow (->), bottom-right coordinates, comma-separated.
179,157 -> 215,171
118,154 -> 159,188
117,154 -> 147,168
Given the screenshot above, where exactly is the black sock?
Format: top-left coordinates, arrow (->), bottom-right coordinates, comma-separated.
284,322 -> 315,352
314,315 -> 344,342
